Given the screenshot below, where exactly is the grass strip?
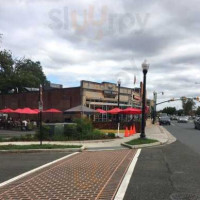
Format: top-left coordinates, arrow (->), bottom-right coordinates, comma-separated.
0,144 -> 82,150
126,138 -> 158,145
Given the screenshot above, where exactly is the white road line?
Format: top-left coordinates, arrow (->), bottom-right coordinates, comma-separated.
114,149 -> 141,200
171,123 -> 175,126
0,152 -> 79,188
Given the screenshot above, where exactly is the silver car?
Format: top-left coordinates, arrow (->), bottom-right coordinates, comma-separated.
178,116 -> 188,123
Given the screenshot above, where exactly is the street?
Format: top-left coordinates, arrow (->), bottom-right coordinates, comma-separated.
0,152 -> 71,183
165,120 -> 200,154
124,121 -> 200,200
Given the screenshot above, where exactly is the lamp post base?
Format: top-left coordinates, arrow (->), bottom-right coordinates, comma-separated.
140,133 -> 146,139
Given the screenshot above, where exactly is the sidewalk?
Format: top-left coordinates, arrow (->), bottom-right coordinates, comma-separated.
0,124 -> 176,149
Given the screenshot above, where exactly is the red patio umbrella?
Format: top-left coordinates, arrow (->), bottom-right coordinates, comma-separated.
107,108 -> 122,114
43,108 -> 62,113
0,108 -> 15,113
96,109 -> 107,114
33,109 -> 40,113
14,108 -> 38,114
120,107 -> 142,115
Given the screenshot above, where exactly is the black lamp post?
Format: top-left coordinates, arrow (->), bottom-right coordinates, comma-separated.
117,79 -> 121,122
117,79 -> 121,136
140,60 -> 149,139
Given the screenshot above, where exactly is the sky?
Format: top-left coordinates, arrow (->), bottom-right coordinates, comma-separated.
0,0 -> 200,110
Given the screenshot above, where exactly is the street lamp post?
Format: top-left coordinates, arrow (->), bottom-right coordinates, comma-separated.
117,79 -> 121,136
140,60 -> 149,139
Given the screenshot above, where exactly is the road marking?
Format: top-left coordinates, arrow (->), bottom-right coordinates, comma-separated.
114,149 -> 141,200
171,123 -> 175,126
0,152 -> 79,188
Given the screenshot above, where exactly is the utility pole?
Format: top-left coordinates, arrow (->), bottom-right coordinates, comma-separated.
153,91 -> 164,124
39,84 -> 43,145
153,92 -> 157,124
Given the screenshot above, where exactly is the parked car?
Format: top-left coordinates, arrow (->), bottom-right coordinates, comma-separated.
178,116 -> 188,123
159,116 -> 171,125
171,115 -> 178,120
194,117 -> 200,129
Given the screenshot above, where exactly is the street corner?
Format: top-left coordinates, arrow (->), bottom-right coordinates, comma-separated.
0,149 -> 140,200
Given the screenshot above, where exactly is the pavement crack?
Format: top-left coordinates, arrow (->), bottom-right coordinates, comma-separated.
162,149 -> 176,192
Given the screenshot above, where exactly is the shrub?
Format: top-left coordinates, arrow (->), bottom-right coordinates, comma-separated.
107,133 -> 116,138
64,124 -> 78,140
74,118 -> 93,136
35,125 -> 51,140
52,134 -> 67,141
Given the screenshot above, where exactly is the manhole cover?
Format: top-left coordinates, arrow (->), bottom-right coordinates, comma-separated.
170,193 -> 200,200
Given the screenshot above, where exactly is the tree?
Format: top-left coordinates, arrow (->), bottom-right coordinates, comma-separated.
177,109 -> 184,116
15,58 -> 48,92
0,50 -> 16,94
162,107 -> 176,115
196,106 -> 200,116
0,49 -> 48,94
181,97 -> 196,115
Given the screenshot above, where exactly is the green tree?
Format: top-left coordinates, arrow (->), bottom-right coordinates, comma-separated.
181,97 -> 196,115
196,106 -> 200,116
0,49 -> 48,94
162,107 -> 177,115
15,58 -> 48,92
177,109 -> 184,116
0,50 -> 16,93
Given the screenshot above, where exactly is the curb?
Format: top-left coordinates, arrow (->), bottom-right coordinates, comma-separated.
121,141 -> 162,149
0,146 -> 85,153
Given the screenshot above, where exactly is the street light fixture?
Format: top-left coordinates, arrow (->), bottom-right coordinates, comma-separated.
141,60 -> 149,139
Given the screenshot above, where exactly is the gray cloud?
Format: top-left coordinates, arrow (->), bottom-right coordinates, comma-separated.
1,0 -> 200,109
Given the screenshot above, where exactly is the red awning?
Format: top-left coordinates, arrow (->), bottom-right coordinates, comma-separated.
96,109 -> 107,114
120,107 -> 142,115
14,108 -> 38,114
107,108 -> 122,114
0,108 -> 15,113
43,108 -> 62,113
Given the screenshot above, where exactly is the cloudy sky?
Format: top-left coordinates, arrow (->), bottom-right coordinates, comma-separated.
0,0 -> 200,109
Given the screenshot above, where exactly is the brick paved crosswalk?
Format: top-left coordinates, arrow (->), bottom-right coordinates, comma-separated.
0,150 -> 137,200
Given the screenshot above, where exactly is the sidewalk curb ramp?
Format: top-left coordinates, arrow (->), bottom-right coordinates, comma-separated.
121,124 -> 177,149
0,146 -> 85,153
121,141 -> 162,149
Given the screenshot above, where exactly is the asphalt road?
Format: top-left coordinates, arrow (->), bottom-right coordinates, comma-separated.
124,122 -> 200,200
124,140 -> 200,200
165,120 -> 200,154
0,152 -> 71,183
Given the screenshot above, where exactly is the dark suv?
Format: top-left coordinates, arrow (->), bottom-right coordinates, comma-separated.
159,116 -> 171,125
194,117 -> 200,130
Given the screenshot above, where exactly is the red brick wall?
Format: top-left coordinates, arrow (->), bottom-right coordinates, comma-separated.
0,87 -> 81,122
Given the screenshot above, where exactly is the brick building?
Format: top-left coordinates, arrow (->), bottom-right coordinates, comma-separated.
0,80 -> 142,122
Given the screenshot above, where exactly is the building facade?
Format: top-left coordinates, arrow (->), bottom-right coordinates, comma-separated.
0,80 -> 142,122
81,80 -> 141,121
